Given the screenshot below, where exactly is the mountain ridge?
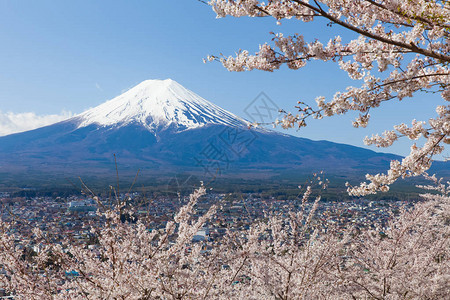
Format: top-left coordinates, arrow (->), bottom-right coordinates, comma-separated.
0,79 -> 447,187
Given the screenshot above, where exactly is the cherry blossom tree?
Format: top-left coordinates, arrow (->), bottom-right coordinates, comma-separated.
205,0 -> 450,195
338,175 -> 450,299
0,186 -> 224,299
1,179 -> 448,298
0,181 -> 348,299
219,184 -> 347,299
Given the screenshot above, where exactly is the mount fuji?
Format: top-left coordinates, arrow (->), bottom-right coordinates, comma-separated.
0,79 -> 414,185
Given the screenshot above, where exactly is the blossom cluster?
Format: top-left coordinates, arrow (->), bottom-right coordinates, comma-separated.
206,0 -> 449,195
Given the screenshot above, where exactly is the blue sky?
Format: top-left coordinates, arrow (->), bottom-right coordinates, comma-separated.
0,0 -> 445,158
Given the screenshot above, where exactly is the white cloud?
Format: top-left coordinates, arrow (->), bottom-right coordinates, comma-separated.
0,110 -> 73,136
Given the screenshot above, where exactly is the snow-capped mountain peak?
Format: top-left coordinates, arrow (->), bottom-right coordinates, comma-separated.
75,79 -> 248,132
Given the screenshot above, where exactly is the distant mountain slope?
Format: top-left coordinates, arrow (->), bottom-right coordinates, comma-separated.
0,79 -> 446,185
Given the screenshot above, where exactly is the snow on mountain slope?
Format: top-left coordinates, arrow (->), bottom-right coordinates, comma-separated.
75,79 -> 248,132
